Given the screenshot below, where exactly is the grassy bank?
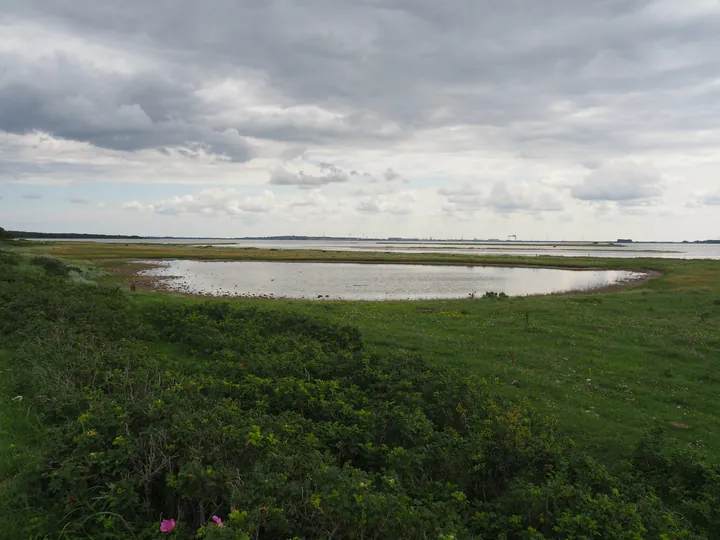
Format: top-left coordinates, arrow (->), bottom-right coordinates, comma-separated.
20,240 -> 675,269
2,244 -> 720,537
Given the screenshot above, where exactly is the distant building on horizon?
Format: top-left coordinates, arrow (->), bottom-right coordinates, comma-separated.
617,238 -> 633,243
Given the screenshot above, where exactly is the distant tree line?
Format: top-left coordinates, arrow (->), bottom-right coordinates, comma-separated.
8,231 -> 142,239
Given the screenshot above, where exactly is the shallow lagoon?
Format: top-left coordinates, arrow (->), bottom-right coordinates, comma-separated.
139,260 -> 646,300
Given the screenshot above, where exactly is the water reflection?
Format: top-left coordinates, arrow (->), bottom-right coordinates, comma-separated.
140,260 -> 646,300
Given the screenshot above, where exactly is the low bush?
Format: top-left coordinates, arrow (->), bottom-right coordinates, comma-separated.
30,255 -> 71,276
0,249 -> 21,265
1,255 -> 718,538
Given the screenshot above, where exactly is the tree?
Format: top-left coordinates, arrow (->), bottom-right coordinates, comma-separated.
0,226 -> 14,240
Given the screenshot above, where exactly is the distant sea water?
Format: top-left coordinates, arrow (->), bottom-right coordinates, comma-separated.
35,238 -> 720,260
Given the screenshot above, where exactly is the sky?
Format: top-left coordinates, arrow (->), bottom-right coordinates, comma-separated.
1,0 -> 720,241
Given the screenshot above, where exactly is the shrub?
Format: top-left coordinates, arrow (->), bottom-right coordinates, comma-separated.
0,249 -> 21,265
482,291 -> 507,299
30,255 -> 70,276
631,429 -> 720,533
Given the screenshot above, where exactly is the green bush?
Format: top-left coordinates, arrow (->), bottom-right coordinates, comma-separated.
0,256 -> 717,538
30,255 -> 71,276
482,291 -> 508,300
0,249 -> 21,265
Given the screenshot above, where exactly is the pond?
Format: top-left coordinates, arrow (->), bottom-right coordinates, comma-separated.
138,260 -> 647,300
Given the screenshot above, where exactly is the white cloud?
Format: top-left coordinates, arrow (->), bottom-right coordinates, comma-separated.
485,182 -> 533,213
438,182 -> 564,215
687,190 -> 720,207
571,163 -> 664,202
287,190 -> 327,208
269,165 -> 349,187
138,189 -> 278,216
535,191 -> 564,212
356,191 -> 416,215
121,201 -> 145,211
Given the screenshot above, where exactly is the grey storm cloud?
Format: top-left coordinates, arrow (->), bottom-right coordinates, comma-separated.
0,69 -> 256,161
2,0 -> 720,162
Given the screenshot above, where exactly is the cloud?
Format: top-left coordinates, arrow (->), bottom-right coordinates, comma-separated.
0,56 -> 257,161
485,182 -> 533,213
438,182 -> 563,215
123,189 -> 277,216
356,191 -> 416,215
22,193 -> 43,199
688,190 -> 720,207
701,193 -> 720,205
287,190 -> 326,208
570,163 -> 664,202
356,199 -> 379,213
437,184 -> 485,211
279,146 -> 307,161
121,201 -> 145,211
535,191 -> 564,212
384,168 -> 400,182
270,165 -> 349,187
2,2 -> 720,239
2,1 -> 719,161
68,196 -> 90,204
438,185 -> 482,197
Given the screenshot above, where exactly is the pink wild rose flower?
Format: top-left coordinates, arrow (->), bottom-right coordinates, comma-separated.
160,519 -> 176,533
212,515 -> 226,528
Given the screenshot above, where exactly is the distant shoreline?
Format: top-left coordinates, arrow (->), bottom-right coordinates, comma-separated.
10,233 -> 720,244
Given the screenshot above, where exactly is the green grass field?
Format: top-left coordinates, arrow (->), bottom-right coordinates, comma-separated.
26,241 -> 720,462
